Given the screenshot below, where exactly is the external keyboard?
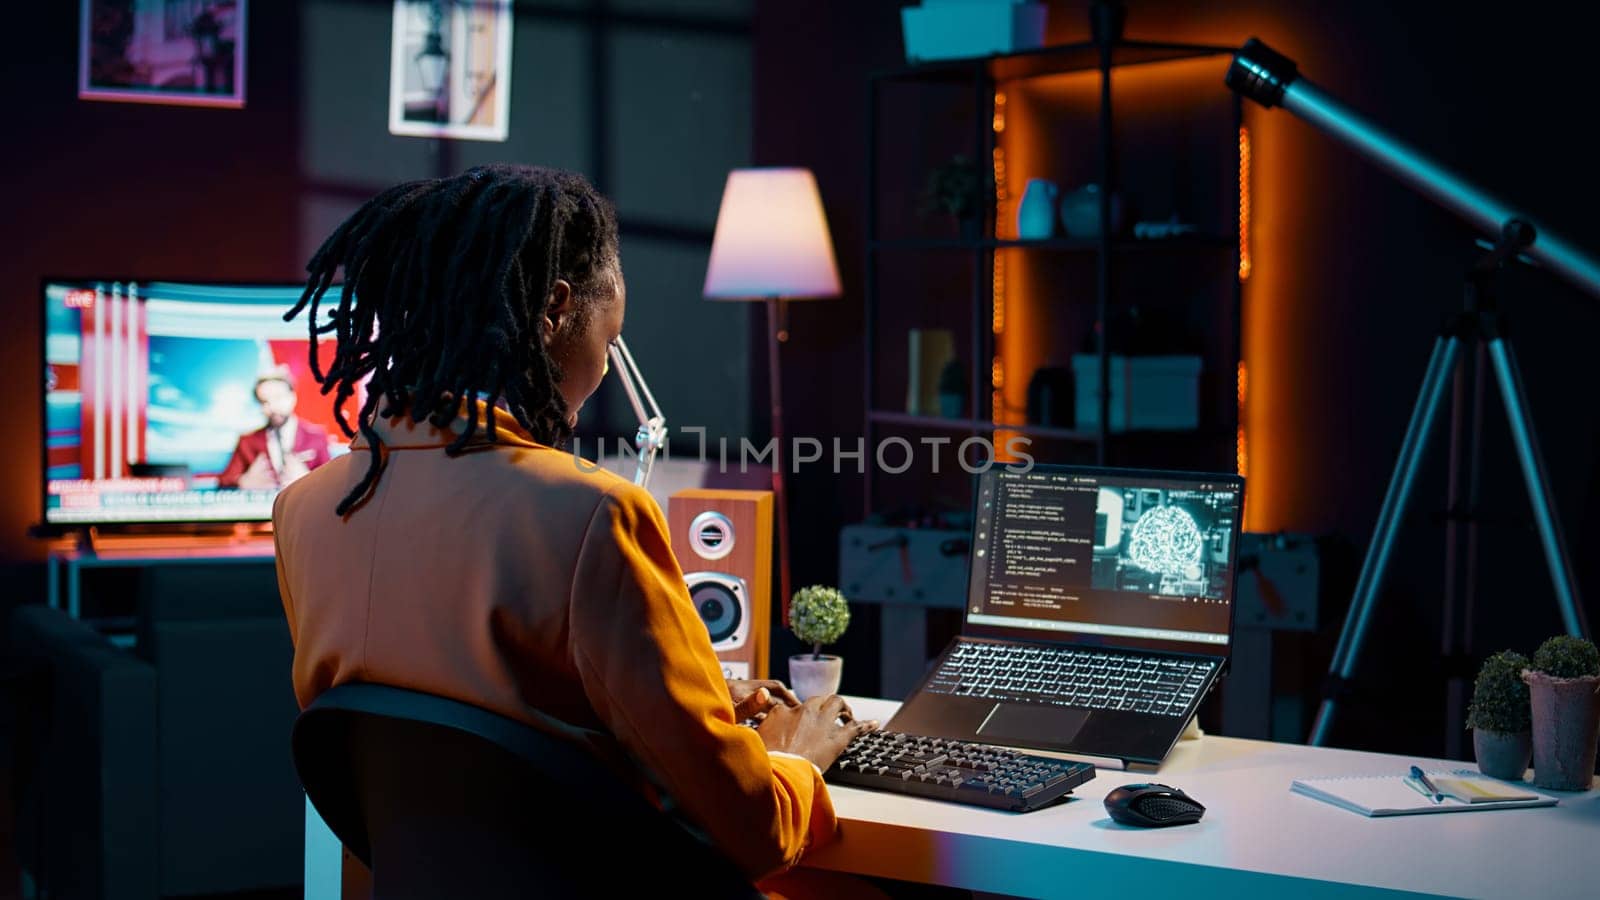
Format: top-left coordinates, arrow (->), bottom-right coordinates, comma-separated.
825,730 -> 1095,812
923,642 -> 1216,716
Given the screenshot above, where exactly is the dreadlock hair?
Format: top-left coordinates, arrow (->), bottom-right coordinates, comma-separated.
286,163 -> 620,516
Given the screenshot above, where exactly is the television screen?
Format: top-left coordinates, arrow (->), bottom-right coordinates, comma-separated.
43,280 -> 356,524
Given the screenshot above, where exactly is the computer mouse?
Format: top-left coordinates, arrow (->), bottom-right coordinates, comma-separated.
1103,783 -> 1206,827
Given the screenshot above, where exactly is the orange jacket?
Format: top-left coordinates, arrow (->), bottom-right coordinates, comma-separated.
273,403 -> 836,880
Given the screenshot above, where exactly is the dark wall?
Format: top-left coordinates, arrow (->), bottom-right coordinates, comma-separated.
0,3 -> 305,573
0,1 -> 755,571
757,0 -> 1600,754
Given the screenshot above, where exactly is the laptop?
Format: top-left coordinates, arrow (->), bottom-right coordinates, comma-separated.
888,464 -> 1245,768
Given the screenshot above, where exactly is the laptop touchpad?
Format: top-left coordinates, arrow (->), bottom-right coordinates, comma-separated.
977,703 -> 1090,745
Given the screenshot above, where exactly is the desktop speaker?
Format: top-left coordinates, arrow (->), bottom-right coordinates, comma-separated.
669,489 -> 773,680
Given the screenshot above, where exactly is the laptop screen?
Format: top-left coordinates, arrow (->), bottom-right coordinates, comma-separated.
965,465 -> 1243,656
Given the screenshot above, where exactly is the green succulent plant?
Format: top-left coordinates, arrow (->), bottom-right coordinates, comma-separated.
1531,635 -> 1600,679
789,585 -> 851,660
1466,650 -> 1531,733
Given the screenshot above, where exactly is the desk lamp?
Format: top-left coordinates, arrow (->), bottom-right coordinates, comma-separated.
703,167 -> 842,618
607,335 -> 666,490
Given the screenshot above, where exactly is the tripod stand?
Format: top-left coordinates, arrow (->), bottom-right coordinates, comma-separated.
1307,221 -> 1591,746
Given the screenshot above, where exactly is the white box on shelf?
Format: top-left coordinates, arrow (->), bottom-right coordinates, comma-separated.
1071,354 -> 1202,432
901,1 -> 1048,64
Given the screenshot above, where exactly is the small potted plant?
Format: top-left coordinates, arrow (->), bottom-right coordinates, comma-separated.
1467,650 -> 1532,780
788,585 -> 852,701
937,358 -> 965,418
919,154 -> 983,240
1522,635 -> 1600,791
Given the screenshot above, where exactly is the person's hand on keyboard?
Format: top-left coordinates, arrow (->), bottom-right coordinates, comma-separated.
727,678 -> 802,723
755,695 -> 880,771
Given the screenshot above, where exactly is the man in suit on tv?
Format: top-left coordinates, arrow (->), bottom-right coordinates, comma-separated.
218,372 -> 332,490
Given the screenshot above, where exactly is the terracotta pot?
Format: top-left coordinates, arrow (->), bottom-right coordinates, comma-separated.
789,654 -> 843,701
1523,669 -> 1600,791
1472,728 -> 1532,781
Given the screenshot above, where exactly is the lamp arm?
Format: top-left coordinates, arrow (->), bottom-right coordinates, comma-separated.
608,337 -> 668,489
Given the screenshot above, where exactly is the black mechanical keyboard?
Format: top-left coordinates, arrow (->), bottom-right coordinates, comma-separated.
923,642 -> 1217,716
825,730 -> 1095,812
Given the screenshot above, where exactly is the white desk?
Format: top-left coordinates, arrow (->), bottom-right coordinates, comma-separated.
805,698 -> 1598,899
303,696 -> 1598,900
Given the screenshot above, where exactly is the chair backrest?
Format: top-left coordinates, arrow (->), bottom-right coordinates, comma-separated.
292,683 -> 764,899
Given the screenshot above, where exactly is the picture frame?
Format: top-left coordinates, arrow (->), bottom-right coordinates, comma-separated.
388,0 -> 513,142
79,0 -> 247,108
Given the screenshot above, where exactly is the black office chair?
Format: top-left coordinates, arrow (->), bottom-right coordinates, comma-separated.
293,683 -> 766,899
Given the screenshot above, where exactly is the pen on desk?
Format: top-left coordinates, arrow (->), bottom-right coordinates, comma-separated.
1402,775 -> 1434,803
1410,765 -> 1444,803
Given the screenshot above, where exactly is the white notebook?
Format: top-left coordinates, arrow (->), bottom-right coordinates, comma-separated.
1291,770 -> 1558,817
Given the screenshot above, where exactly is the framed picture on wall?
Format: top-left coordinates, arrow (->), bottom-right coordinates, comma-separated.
389,0 -> 513,142
79,0 -> 247,108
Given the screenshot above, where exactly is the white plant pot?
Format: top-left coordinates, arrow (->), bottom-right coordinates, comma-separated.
789,654 -> 843,701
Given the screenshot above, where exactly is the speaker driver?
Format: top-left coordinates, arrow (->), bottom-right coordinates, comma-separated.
685,572 -> 747,648
689,511 -> 735,560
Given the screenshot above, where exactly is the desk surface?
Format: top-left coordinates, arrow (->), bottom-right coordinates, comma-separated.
806,698 -> 1598,899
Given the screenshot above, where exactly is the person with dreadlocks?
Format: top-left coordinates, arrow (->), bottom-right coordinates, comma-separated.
271,164 -> 880,894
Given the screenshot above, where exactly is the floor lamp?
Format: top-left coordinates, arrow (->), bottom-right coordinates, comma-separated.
703,168 -> 842,622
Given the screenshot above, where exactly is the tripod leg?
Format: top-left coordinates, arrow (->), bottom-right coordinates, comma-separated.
1445,343 -> 1490,758
1441,343 -> 1484,759
1309,335 -> 1463,746
1485,337 -> 1590,638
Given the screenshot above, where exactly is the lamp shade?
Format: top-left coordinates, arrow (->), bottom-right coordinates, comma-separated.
703,168 -> 842,300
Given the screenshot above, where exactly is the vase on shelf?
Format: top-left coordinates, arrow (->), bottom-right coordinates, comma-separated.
937,358 -> 965,418
906,329 -> 956,416
1016,178 -> 1058,240
1059,183 -> 1126,238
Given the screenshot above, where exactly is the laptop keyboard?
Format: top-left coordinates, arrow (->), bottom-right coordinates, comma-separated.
923,643 -> 1217,716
